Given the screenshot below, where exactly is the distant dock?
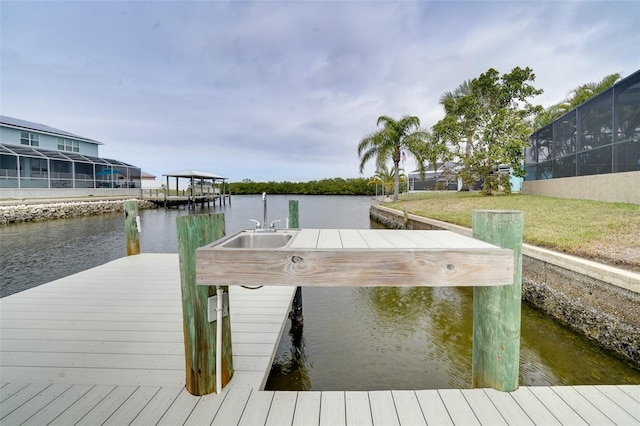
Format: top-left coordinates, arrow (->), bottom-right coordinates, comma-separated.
1,254 -> 638,425
143,193 -> 231,208
150,169 -> 231,209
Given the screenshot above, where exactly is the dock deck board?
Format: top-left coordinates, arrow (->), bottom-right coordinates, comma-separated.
1,253 -> 638,425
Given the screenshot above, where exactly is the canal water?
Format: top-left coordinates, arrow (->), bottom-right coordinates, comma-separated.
1,195 -> 639,390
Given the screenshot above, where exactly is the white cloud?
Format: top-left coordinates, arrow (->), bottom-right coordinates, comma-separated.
1,0 -> 638,181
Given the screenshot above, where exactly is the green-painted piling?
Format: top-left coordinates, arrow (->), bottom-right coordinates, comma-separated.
471,210 -> 524,392
289,200 -> 299,228
404,206 -> 409,229
124,200 -> 140,256
177,213 -> 233,395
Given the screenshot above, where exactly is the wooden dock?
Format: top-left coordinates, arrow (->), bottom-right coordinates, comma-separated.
144,194 -> 230,209
1,254 -> 639,425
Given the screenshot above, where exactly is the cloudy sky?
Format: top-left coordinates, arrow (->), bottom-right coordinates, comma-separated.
1,1 -> 638,182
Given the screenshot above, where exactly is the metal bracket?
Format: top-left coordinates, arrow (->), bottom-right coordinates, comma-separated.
207,293 -> 229,323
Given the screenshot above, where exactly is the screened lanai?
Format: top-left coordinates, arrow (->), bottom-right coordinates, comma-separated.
525,69 -> 640,181
0,143 -> 142,189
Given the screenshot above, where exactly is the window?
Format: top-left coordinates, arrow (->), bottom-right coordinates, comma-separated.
20,131 -> 39,147
57,138 -> 80,152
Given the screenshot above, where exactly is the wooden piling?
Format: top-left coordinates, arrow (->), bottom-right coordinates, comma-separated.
403,207 -> 409,229
176,213 -> 233,395
471,210 -> 523,392
289,200 -> 299,228
124,200 -> 140,256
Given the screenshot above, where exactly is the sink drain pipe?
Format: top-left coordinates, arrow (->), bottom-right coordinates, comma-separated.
216,285 -> 223,394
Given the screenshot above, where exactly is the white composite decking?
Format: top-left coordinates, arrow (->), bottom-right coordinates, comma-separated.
2,383 -> 638,426
1,253 -> 639,425
0,254 -> 295,390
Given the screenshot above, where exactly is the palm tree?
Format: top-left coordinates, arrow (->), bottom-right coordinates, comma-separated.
533,103 -> 566,130
534,73 -> 622,128
439,79 -> 472,111
368,164 -> 406,198
565,73 -> 621,108
358,115 -> 428,201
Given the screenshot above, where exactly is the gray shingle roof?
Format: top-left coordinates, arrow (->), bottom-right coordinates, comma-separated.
0,115 -> 102,145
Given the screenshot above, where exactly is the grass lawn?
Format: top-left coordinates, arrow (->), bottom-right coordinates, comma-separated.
385,192 -> 640,272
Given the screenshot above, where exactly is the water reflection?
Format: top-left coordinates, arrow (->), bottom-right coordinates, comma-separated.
359,286 -> 474,389
266,285 -> 640,390
520,304 -> 640,385
270,289 -> 312,390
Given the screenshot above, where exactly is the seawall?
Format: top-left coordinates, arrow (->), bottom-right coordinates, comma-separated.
0,199 -> 155,225
370,204 -> 640,367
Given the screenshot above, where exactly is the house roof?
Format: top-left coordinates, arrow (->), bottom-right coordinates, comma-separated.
0,115 -> 103,145
163,170 -> 227,180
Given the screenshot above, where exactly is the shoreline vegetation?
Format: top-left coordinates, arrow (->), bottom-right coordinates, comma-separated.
385,192 -> 640,273
228,177 -> 376,195
2,188 -> 638,274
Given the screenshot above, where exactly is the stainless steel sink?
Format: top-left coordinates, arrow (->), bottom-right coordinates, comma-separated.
216,230 -> 298,249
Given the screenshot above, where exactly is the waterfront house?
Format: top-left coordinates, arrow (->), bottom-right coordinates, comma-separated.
0,115 -> 142,198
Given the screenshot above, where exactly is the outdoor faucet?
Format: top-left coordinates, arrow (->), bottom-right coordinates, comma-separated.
262,192 -> 267,229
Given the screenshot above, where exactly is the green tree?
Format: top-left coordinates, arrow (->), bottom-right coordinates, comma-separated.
357,115 -> 429,201
440,80 -> 476,155
433,67 -> 543,195
438,80 -> 474,188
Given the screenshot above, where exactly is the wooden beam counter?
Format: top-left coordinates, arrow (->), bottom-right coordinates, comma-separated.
196,229 -> 514,288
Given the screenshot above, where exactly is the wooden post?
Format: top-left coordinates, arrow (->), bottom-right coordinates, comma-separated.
287,200 -> 303,351
164,176 -> 169,208
176,213 -> 233,395
124,200 -> 140,256
472,210 -> 523,391
289,200 -> 299,228
403,206 -> 409,229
